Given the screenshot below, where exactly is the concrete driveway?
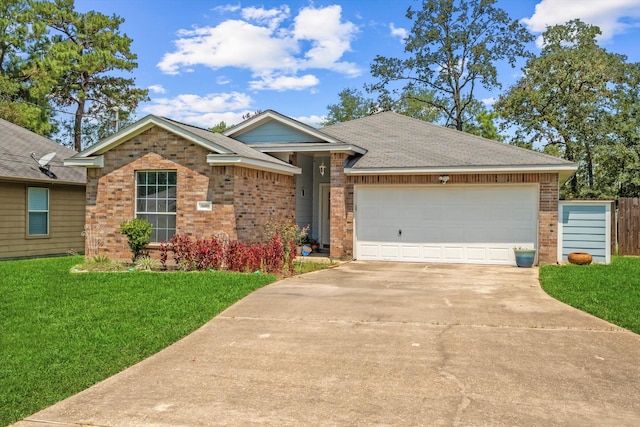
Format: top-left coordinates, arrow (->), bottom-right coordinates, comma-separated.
14,262 -> 640,426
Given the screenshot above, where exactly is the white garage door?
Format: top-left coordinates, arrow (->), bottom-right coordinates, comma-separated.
354,185 -> 538,265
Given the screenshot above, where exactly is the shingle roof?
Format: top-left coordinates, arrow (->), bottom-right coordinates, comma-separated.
162,117 -> 295,167
0,118 -> 85,184
320,111 -> 575,169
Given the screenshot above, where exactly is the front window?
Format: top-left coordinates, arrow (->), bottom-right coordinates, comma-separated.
28,187 -> 49,236
136,171 -> 177,242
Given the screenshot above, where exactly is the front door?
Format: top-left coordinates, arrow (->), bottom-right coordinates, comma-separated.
319,184 -> 330,248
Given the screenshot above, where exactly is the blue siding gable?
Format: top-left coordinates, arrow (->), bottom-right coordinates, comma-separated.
235,121 -> 324,144
560,203 -> 610,263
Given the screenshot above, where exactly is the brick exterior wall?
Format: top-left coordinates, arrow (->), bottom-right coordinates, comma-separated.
329,152 -> 348,258
342,172 -> 560,264
85,127 -> 294,260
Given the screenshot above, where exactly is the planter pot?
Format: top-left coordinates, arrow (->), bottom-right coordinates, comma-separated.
568,252 -> 592,265
514,249 -> 536,268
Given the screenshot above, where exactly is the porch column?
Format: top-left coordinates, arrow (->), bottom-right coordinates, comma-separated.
538,174 -> 559,264
330,152 -> 348,258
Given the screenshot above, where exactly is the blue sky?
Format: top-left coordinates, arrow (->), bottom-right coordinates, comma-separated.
74,0 -> 640,129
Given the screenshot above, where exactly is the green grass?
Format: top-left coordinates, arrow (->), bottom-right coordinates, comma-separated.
0,256 -> 276,426
540,256 -> 640,334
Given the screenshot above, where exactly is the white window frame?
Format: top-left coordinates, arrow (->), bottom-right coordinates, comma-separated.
27,187 -> 49,237
135,170 -> 177,243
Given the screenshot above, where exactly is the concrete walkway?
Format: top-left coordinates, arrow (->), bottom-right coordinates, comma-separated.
14,262 -> 640,426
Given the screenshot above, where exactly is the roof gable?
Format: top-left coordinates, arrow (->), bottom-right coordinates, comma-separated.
66,115 -> 300,175
0,118 -> 85,185
233,120 -> 324,144
224,110 -> 340,144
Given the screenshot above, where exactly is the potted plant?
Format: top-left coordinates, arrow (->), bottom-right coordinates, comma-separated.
513,247 -> 536,268
294,225 -> 310,255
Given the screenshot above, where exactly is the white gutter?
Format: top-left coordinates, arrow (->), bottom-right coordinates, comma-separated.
345,164 -> 578,182
250,143 -> 367,155
63,155 -> 105,168
207,154 -> 301,175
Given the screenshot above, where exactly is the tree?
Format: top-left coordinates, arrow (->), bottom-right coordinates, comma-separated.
369,0 -> 533,131
322,88 -> 376,125
495,20 -> 640,198
0,0 -> 54,135
33,0 -> 148,151
210,121 -> 228,133
394,89 -> 443,123
462,102 -> 503,141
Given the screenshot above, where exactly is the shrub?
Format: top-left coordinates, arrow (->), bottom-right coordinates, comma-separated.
134,256 -> 162,271
225,241 -> 248,272
263,234 -> 285,273
164,233 -> 291,275
120,218 -> 152,261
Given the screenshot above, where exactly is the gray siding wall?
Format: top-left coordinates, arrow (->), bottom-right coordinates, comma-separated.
295,154 -> 314,230
561,204 -> 608,263
235,121 -> 323,143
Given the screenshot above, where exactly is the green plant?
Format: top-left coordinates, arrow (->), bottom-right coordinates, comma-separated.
0,256 -> 276,426
75,255 -> 127,272
134,256 -> 162,271
91,254 -> 111,263
120,218 -> 152,261
540,256 -> 640,334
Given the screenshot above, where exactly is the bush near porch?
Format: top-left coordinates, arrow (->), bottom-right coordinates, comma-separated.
540,256 -> 640,334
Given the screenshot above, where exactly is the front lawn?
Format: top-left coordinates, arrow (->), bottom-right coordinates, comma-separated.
0,256 -> 276,426
540,256 -> 640,334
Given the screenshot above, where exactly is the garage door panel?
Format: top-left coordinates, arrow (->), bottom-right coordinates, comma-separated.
443,246 -> 465,261
355,185 -> 538,265
380,245 -> 400,258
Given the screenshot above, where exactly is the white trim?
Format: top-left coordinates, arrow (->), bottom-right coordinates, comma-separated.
207,154 -> 301,175
224,110 -> 343,143
345,164 -> 577,175
318,183 -> 330,248
73,115 -> 233,158
249,143 -> 366,155
27,187 -> 49,236
63,155 -> 104,168
558,200 -> 612,264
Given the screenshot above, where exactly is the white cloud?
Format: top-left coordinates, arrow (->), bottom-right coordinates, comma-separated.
389,23 -> 408,41
522,0 -> 640,41
292,5 -> 360,74
242,5 -> 290,29
157,4 -> 361,89
142,92 -> 253,125
147,84 -> 166,94
216,76 -> 231,85
212,4 -> 240,14
482,97 -> 496,106
249,74 -> 320,91
294,114 -> 324,128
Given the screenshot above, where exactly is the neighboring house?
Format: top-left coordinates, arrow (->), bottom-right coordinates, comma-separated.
0,119 -> 86,259
65,110 -> 577,265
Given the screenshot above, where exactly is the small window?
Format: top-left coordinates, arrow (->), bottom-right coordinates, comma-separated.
136,171 -> 177,242
28,187 -> 49,236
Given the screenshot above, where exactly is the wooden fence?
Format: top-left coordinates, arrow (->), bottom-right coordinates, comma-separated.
618,198 -> 640,255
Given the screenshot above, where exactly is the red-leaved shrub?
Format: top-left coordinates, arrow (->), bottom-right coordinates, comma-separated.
165,232 -> 294,274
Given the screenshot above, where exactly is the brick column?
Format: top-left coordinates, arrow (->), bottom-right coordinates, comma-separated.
538,175 -> 559,264
330,152 -> 347,258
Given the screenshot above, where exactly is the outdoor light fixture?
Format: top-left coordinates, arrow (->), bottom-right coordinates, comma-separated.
319,160 -> 327,176
439,175 -> 450,184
